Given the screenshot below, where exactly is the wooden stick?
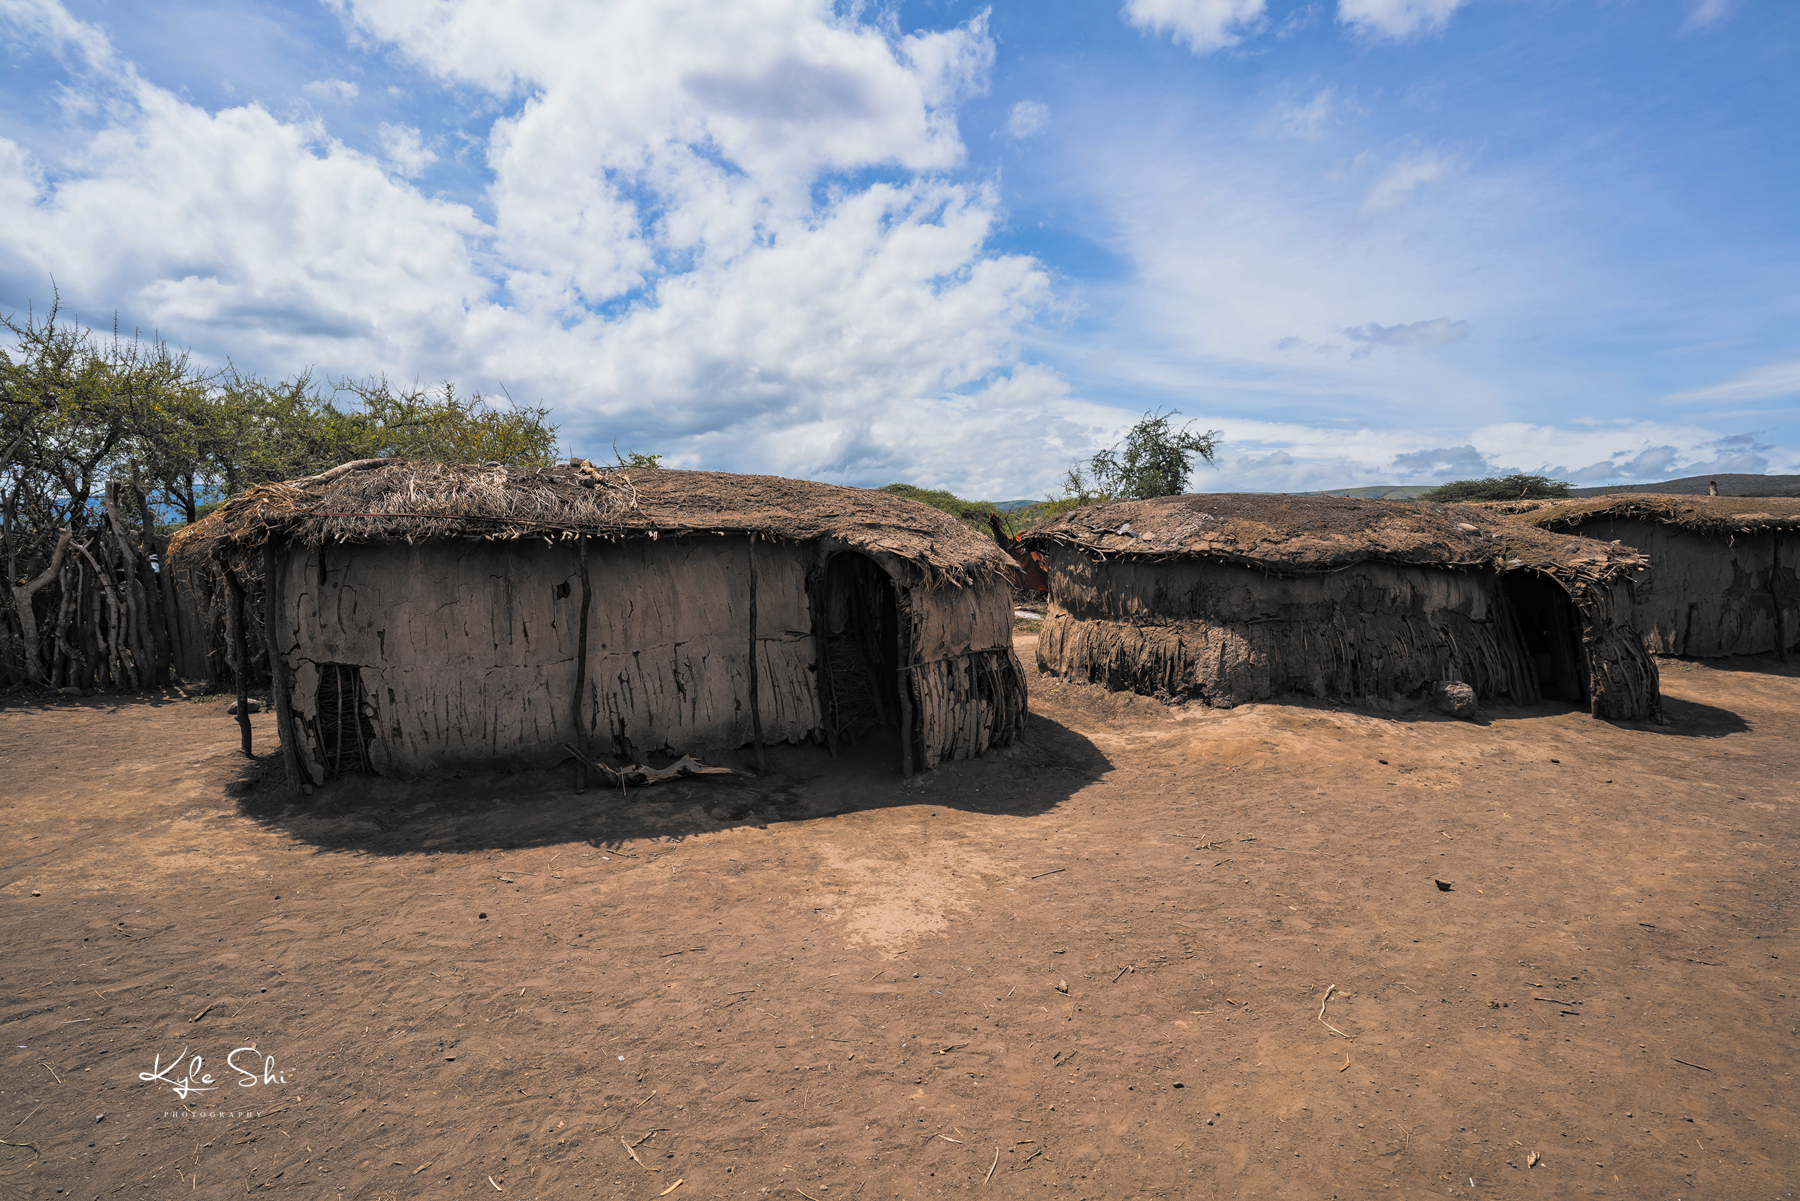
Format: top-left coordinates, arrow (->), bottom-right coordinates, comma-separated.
896,588 -> 915,778
659,1180 -> 685,1197
984,1146 -> 999,1184
1029,868 -> 1065,880
621,1137 -> 656,1171
263,544 -> 305,794
1317,984 -> 1353,1040
573,540 -> 591,793
1672,1058 -> 1712,1072
222,566 -> 253,758
190,1002 -> 215,1023
747,541 -> 766,776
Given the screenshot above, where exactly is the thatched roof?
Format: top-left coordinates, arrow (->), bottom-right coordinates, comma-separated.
1488,493 -> 1800,537
168,459 -> 1013,588
1017,493 -> 1647,594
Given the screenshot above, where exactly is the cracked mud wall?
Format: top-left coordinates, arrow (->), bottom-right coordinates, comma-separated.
1034,549 -> 1542,709
901,574 -> 1027,767
271,537 -> 820,781
1563,519 -> 1798,658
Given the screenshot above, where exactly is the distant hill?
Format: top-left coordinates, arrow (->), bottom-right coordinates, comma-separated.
1568,473 -> 1800,498
1294,485 -> 1437,500
990,499 -> 1037,511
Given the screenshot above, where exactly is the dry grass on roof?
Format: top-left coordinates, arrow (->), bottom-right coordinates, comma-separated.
1017,492 -> 1647,592
1485,493 -> 1800,537
168,458 -> 1013,588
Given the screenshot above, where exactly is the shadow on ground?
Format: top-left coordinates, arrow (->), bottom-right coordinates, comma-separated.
232,711 -> 1110,856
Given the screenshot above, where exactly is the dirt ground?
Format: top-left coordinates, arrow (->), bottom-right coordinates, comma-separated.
1,635 -> 1795,1201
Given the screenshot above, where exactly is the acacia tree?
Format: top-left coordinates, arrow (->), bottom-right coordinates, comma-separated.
1421,474 -> 1569,502
1062,410 -> 1221,501
1,298 -> 562,691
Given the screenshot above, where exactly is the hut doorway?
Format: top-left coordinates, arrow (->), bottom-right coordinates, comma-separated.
818,553 -> 903,755
1503,573 -> 1587,704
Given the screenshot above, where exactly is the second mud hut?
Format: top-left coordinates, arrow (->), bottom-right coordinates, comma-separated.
169,459 -> 1028,787
1499,495 -> 1800,658
1018,494 -> 1662,720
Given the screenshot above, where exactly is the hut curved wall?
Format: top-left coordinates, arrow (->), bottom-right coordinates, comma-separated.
901,569 -> 1028,766
1561,518 -> 1797,657
274,537 -> 821,781
270,535 -> 1026,782
1035,549 -> 1539,708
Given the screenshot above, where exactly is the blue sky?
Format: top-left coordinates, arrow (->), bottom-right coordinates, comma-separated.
1,0 -> 1794,497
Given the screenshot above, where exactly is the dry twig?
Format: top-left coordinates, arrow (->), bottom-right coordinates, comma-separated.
1317,985 -> 1353,1041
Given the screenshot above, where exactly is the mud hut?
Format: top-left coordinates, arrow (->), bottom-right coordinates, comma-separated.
168,458 -> 1027,786
1497,495 -> 1800,658
1017,494 -> 1661,720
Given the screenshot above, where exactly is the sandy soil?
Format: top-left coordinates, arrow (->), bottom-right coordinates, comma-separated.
0,637 -> 1795,1200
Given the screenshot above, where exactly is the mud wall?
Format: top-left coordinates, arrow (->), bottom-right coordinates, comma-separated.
1036,549 -> 1662,720
1565,518 -> 1797,658
1578,578 -> 1664,721
272,537 -> 821,781
1036,550 -> 1541,708
268,536 -> 1025,782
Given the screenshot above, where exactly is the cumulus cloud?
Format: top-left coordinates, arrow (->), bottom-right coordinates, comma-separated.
377,122 -> 436,176
1342,317 -> 1469,358
1664,358 -> 1800,404
1005,100 -> 1049,139
301,78 -> 359,103
1121,0 -> 1267,54
1388,444 -> 1490,478
0,0 -> 1083,495
1361,151 -> 1455,212
1337,0 -> 1469,41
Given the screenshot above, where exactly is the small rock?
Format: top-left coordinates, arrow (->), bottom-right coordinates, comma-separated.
227,699 -> 263,715
1431,680 -> 1478,720
59,685 -> 83,696
30,890 -> 41,897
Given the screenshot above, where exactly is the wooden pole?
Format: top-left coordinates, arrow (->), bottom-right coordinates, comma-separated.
895,585 -> 915,778
572,540 -> 591,793
263,543 -> 305,795
1771,531 -> 1788,663
222,565 -> 253,757
748,540 -> 766,776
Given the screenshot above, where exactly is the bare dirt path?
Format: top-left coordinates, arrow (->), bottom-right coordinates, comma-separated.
1,643 -> 1795,1200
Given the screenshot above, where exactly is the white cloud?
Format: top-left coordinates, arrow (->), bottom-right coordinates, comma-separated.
1681,0 -> 1732,32
301,78 -> 359,102
1361,151 -> 1455,212
0,0 -> 1073,496
377,121 -> 436,176
1121,0 -> 1267,55
1005,100 -> 1049,139
1337,0 -> 1469,41
1279,89 -> 1336,140
1664,359 -> 1800,404
1342,317 -> 1469,358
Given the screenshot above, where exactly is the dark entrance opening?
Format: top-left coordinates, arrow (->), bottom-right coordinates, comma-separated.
1503,573 -> 1587,704
817,553 -> 903,757
314,662 -> 377,777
